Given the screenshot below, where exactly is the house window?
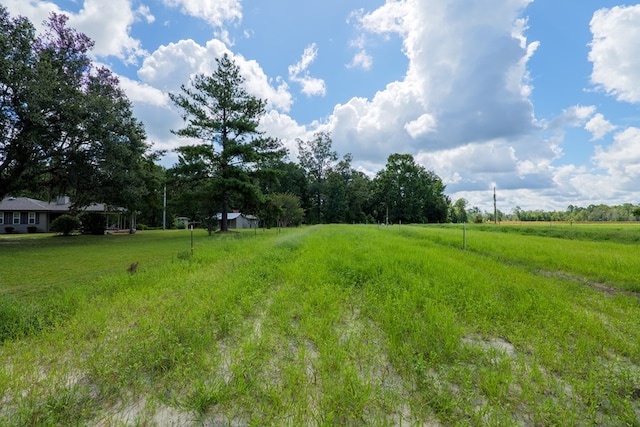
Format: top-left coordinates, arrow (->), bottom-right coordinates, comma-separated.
29,212 -> 36,224
0,212 -> 3,225
13,212 -> 20,224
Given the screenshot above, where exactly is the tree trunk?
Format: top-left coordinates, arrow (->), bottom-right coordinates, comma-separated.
221,195 -> 229,233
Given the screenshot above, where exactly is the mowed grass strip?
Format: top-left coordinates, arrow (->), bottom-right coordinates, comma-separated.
0,225 -> 639,426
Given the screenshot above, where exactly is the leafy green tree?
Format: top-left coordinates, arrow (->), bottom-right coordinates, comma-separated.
136,158 -> 166,229
297,132 -> 338,223
451,198 -> 468,223
373,153 -> 448,224
61,67 -> 151,213
271,193 -> 304,227
324,154 -> 354,223
79,212 -> 106,235
50,214 -> 80,236
0,8 -> 151,210
325,169 -> 348,223
169,54 -> 286,232
467,206 -> 484,223
167,144 -> 222,235
0,7 -> 39,198
345,170 -> 373,224
268,161 -> 308,204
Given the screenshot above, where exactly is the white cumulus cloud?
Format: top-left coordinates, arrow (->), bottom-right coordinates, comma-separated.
589,5 -> 640,104
4,0 -> 147,63
347,50 -> 373,71
593,127 -> 640,179
138,38 -> 292,112
585,113 -> 616,141
405,114 -> 437,139
163,0 -> 242,27
329,0 -> 540,183
547,105 -> 596,130
288,43 -> 327,97
136,5 -> 155,24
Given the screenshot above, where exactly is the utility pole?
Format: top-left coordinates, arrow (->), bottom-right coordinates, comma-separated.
163,184 -> 167,230
493,187 -> 497,225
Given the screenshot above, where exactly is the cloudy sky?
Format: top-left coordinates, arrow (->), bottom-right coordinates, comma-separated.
5,0 -> 640,212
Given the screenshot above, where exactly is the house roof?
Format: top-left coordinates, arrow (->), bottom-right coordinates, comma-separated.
216,212 -> 242,220
215,212 -> 257,221
0,197 -> 50,211
0,197 -> 117,212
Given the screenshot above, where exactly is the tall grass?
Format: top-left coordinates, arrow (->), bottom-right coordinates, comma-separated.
0,225 -> 639,425
409,224 -> 640,292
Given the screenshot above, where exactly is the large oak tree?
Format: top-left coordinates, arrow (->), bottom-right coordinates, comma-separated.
0,7 -> 151,211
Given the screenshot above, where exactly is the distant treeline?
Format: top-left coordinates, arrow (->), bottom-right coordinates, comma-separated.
470,204 -> 640,223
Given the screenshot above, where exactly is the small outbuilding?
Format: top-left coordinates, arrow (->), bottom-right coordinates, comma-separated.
215,212 -> 259,229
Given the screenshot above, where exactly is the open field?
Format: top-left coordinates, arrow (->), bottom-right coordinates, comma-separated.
1,225 -> 639,426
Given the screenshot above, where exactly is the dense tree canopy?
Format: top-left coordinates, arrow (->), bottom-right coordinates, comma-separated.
0,7 -> 151,209
297,132 -> 338,224
373,153 -> 449,224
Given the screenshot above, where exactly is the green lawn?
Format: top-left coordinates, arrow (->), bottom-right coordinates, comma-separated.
0,226 -> 639,426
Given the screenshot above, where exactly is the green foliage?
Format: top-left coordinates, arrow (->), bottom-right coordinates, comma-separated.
374,153 -> 449,224
451,198 -> 468,223
50,214 -> 80,236
271,193 -> 304,227
0,7 -> 151,206
297,131 -> 338,223
512,203 -> 640,222
79,212 -> 106,235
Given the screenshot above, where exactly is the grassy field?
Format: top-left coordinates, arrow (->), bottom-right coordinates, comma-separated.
0,225 -> 639,426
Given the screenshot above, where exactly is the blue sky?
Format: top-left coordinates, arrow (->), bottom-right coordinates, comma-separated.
6,0 -> 640,212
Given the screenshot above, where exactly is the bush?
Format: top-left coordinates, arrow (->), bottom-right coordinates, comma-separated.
27,226 -> 37,233
3,226 -> 15,234
50,215 -> 80,236
79,212 -> 106,235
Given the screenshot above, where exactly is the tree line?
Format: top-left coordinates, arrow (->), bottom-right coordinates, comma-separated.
164,53 -> 449,230
508,204 -> 640,223
449,202 -> 640,224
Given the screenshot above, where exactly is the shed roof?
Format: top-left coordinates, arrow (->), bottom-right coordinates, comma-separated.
216,212 -> 243,220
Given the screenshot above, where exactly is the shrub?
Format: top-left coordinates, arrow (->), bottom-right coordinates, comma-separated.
50,215 -> 80,236
3,226 -> 15,234
27,226 -> 37,233
79,212 -> 106,235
